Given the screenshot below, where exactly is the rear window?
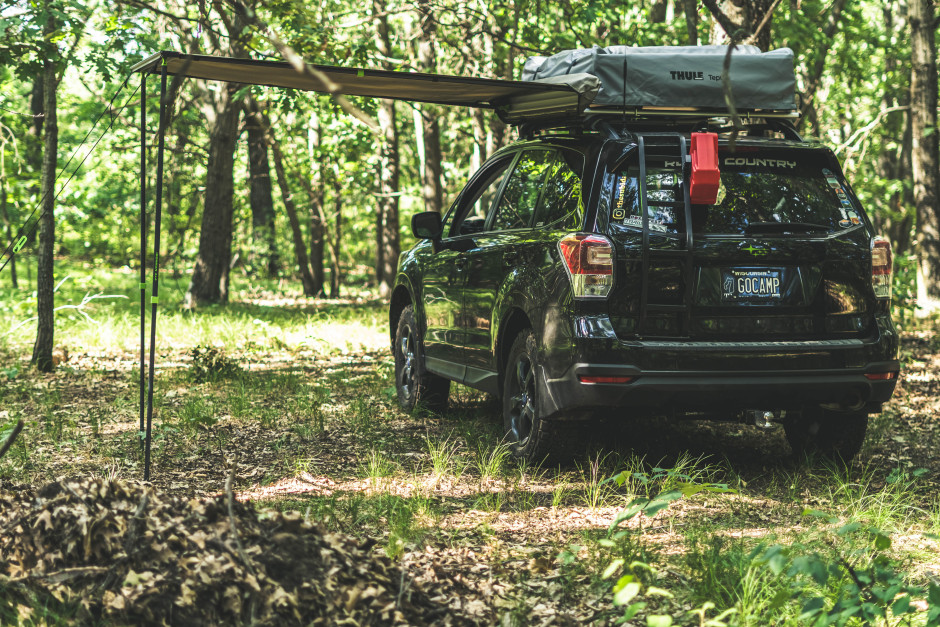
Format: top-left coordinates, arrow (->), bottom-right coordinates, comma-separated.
609,149 -> 862,236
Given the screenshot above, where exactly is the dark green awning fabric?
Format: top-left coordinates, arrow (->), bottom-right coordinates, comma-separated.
131,51 -> 599,123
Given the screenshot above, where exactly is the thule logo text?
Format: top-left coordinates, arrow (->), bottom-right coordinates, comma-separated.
669,70 -> 704,80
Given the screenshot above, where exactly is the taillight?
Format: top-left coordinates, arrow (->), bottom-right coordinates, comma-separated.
558,233 -> 614,299
871,237 -> 892,299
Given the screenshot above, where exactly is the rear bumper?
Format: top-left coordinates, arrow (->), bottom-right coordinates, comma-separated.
538,315 -> 900,418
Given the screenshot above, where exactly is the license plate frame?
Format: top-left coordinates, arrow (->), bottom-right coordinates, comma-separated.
721,268 -> 783,302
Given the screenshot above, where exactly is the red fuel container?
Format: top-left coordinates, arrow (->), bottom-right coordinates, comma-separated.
690,132 -> 720,205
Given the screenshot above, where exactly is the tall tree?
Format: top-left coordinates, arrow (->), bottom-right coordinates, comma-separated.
244,95 -> 278,277
185,1 -> 250,306
415,0 -> 444,215
373,0 -> 400,297
32,0 -> 58,372
910,0 -> 940,308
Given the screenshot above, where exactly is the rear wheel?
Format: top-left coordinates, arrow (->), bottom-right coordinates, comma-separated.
502,330 -> 586,463
394,305 -> 450,414
784,408 -> 868,463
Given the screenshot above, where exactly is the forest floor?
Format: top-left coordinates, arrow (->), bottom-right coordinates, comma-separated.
1,270 -> 939,625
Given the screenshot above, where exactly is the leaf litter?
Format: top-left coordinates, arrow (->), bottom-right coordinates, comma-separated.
0,476 -> 479,625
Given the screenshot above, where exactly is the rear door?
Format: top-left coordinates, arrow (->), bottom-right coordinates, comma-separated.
606,144 -> 875,340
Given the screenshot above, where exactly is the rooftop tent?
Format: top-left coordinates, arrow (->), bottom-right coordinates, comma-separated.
130,51 -> 600,123
522,45 -> 798,116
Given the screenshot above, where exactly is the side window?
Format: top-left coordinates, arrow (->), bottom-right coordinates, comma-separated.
489,150 -> 555,232
534,150 -> 584,230
448,158 -> 513,237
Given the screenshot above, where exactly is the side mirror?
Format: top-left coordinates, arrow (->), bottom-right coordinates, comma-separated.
412,211 -> 443,240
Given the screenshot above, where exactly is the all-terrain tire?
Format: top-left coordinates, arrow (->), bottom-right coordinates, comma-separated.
394,305 -> 450,414
502,330 -> 589,464
784,407 -> 868,463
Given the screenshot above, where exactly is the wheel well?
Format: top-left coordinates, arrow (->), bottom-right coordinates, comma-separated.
497,308 -> 532,394
389,286 -> 412,351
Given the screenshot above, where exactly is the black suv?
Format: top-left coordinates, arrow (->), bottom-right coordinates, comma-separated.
388,122 -> 899,462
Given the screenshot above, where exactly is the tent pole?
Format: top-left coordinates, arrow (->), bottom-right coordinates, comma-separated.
139,73 -> 147,451
144,62 -> 167,481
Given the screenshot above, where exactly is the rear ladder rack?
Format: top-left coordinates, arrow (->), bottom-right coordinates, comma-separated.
636,133 -> 695,338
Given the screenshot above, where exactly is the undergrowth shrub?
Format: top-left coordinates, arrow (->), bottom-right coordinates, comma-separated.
190,345 -> 242,383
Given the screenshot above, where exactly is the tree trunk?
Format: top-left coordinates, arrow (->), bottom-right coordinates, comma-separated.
416,0 -> 444,214
376,99 -> 400,296
32,12 -> 57,373
330,176 -> 342,298
705,0 -> 775,50
308,115 -> 326,294
185,84 -> 241,307
373,0 -> 400,296
797,0 -> 849,123
911,0 -> 940,307
245,96 -> 278,277
1,179 -> 17,288
683,0 -> 699,45
650,0 -> 669,23
269,131 -> 318,297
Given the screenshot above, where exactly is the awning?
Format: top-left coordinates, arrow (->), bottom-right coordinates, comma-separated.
131,51 -> 599,123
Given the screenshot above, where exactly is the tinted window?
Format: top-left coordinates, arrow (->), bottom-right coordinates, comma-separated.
608,150 -> 859,236
534,150 -> 584,230
703,160 -> 859,234
448,158 -> 513,237
489,150 -> 554,231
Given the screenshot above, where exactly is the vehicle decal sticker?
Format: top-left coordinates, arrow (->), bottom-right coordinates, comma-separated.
839,218 -> 852,228
625,215 -> 668,232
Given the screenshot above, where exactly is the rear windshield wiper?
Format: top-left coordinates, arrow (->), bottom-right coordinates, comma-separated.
744,221 -> 831,234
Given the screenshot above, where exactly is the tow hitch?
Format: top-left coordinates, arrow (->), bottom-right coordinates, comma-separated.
745,409 -> 785,429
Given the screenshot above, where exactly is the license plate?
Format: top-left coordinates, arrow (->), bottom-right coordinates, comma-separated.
721,268 -> 783,301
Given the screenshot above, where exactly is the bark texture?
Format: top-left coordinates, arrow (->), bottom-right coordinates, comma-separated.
416,0 -> 444,215
32,10 -> 57,372
910,0 -> 940,305
245,97 -> 278,277
185,84 -> 241,306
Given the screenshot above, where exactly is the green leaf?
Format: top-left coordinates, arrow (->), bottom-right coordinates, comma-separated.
614,582 -> 642,606
769,589 -> 791,611
891,595 -> 912,615
622,602 -> 647,621
799,596 -> 825,619
646,616 -> 673,627
603,558 -> 625,579
874,533 -> 892,551
645,586 -> 674,598
837,522 -> 861,536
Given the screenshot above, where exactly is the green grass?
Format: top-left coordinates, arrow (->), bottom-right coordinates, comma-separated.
3,263 -> 940,625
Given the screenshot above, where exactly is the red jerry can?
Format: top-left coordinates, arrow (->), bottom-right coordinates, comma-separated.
689,132 -> 720,205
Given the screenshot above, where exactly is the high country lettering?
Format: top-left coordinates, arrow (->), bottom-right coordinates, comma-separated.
669,70 -> 704,80
724,157 -> 797,169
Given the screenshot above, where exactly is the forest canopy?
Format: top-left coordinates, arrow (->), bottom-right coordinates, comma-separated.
0,0 -> 934,319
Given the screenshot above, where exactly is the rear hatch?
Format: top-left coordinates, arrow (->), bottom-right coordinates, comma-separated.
605,142 -> 876,340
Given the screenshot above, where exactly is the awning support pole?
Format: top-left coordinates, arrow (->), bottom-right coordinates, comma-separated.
144,61 -> 167,481
138,73 -> 147,451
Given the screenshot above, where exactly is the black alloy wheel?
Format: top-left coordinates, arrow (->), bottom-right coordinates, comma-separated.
394,305 -> 449,414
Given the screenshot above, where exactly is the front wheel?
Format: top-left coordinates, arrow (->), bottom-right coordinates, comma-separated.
394,305 -> 450,414
784,408 -> 868,463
